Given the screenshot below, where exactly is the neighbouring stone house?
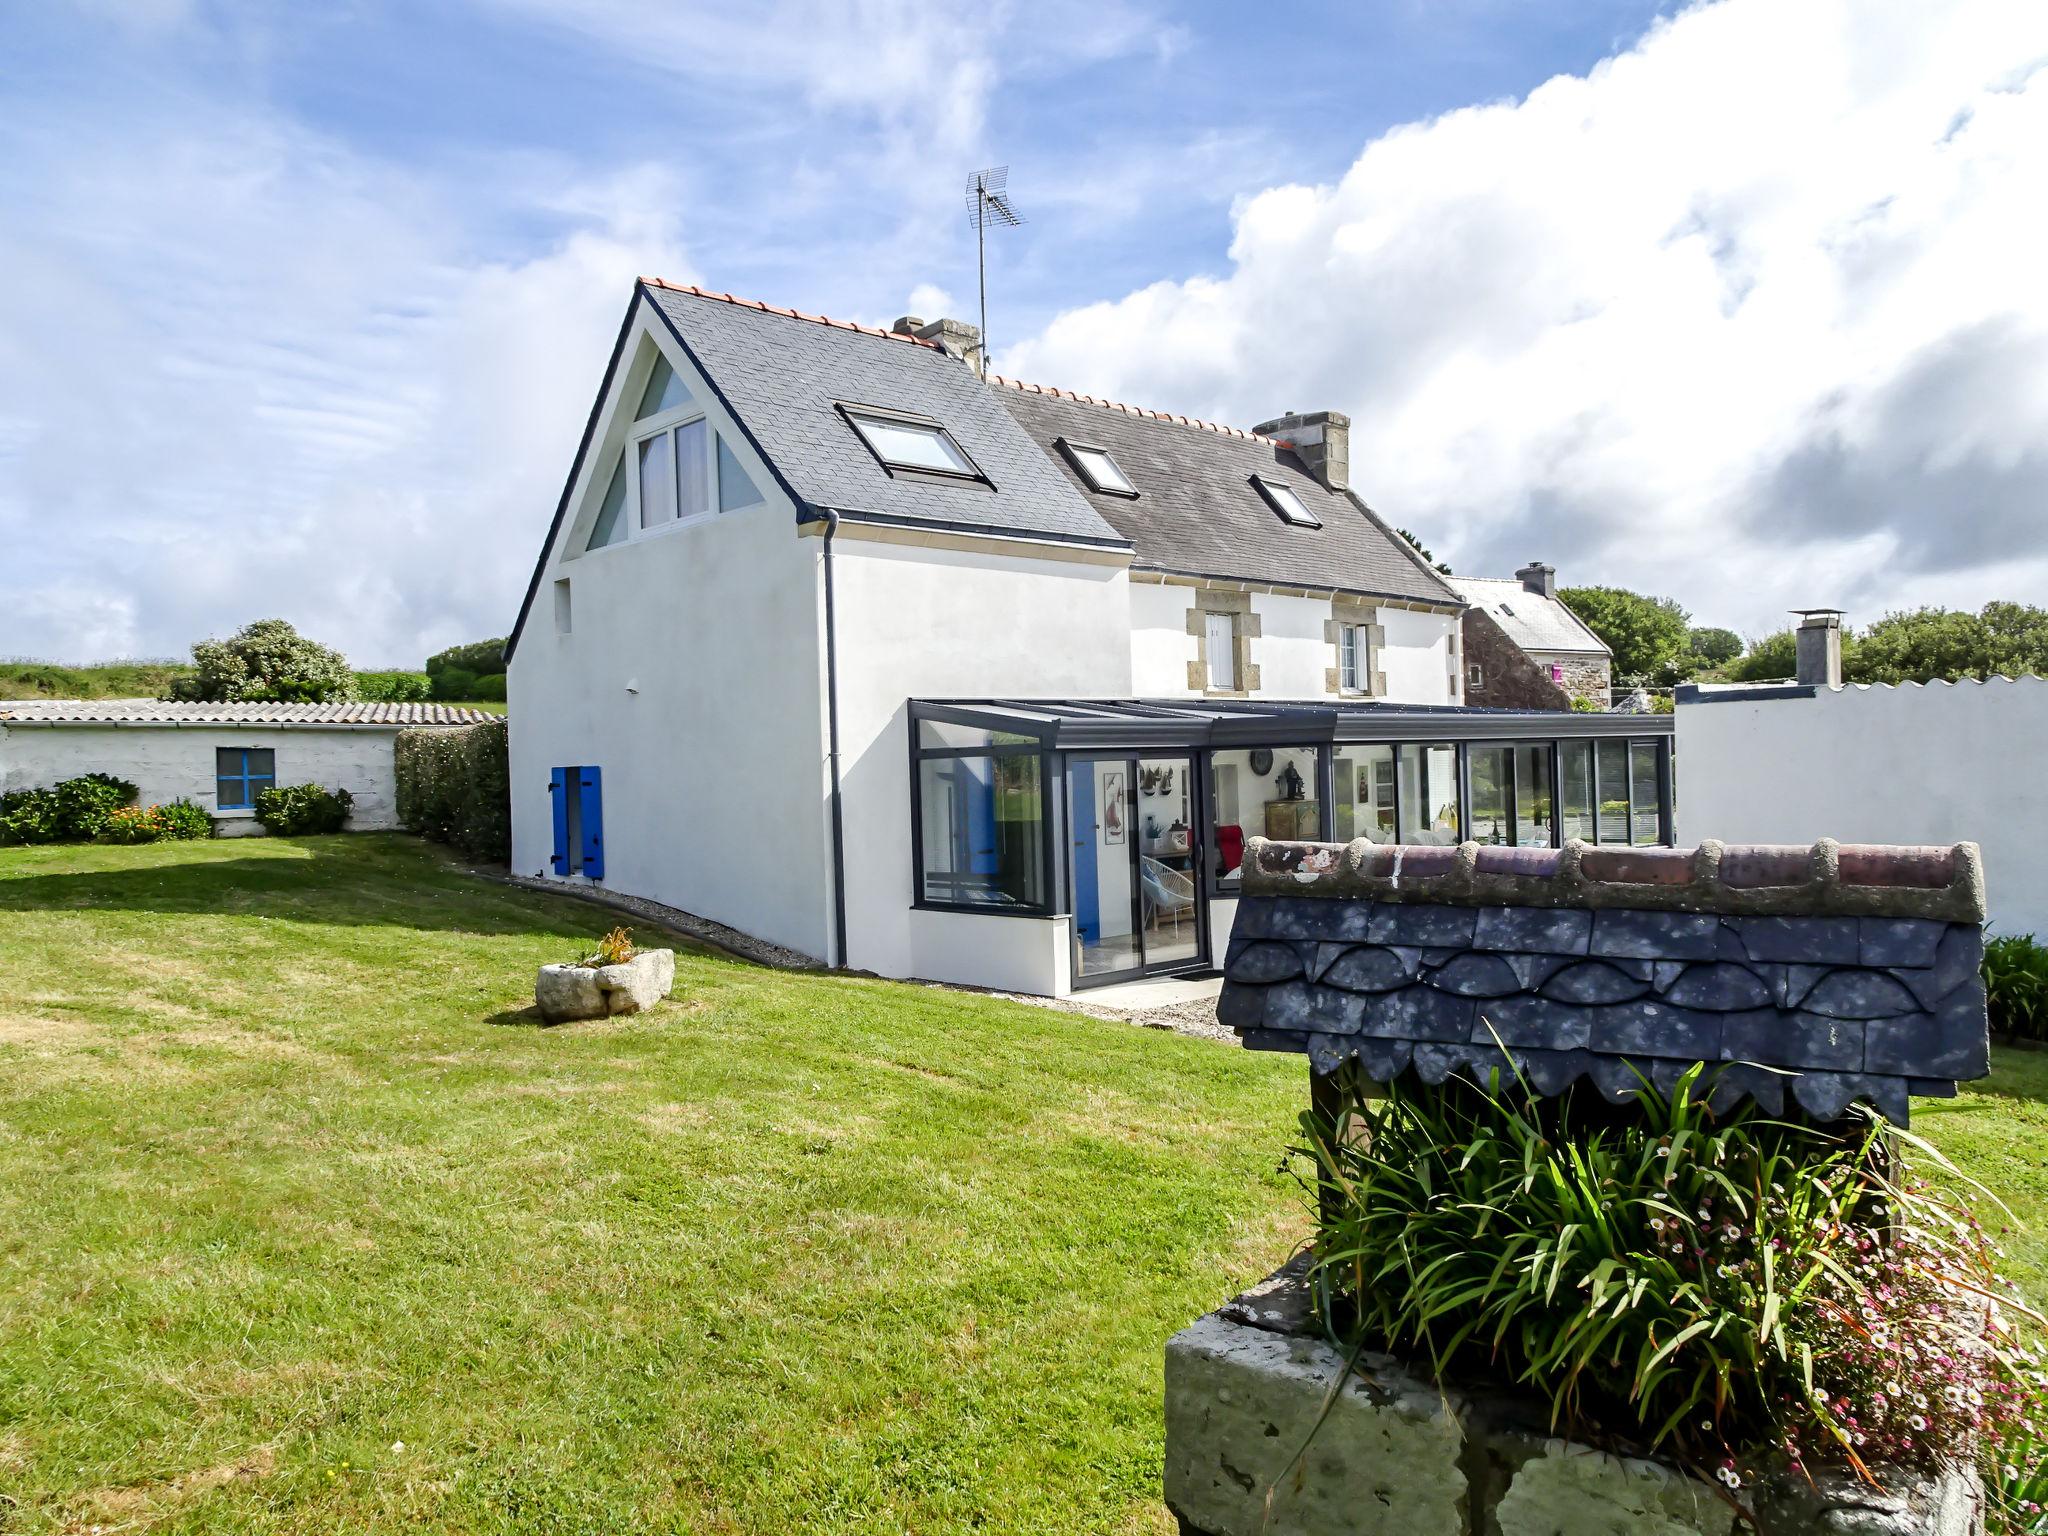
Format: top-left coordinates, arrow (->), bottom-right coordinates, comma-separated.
1451,564 -> 1612,708
0,700 -> 497,834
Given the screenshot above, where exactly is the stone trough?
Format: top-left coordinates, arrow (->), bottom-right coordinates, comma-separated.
535,949 -> 675,1023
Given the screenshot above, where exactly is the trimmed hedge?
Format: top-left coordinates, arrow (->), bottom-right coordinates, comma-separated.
395,720 -> 509,863
354,669 -> 431,702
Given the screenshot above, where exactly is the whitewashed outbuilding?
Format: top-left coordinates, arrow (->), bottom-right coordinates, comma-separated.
0,700 -> 498,834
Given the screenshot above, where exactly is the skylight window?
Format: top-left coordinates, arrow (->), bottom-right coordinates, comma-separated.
1252,474 -> 1322,528
841,407 -> 982,479
1057,438 -> 1137,497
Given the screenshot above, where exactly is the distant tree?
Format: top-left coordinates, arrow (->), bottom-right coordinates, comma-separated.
1686,626 -> 1743,669
1852,603 -> 2048,683
170,619 -> 355,703
426,638 -> 507,702
1557,586 -> 1691,683
1726,629 -> 1801,683
1396,529 -> 1452,575
1725,603 -> 2048,686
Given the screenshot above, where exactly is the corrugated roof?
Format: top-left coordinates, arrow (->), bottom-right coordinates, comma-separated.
1447,576 -> 1609,655
0,700 -> 500,727
643,283 -> 1128,548
993,383 -> 1463,607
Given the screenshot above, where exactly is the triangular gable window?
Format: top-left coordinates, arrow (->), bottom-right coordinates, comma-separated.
583,457 -> 629,550
636,354 -> 691,418
717,436 -> 765,512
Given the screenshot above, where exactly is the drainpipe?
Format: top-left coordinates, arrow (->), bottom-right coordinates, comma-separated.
821,508 -> 850,969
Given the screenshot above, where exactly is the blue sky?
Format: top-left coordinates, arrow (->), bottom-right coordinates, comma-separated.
3,0 -> 2045,664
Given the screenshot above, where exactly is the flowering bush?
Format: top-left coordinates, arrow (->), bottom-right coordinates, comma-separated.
1,774 -> 140,844
97,800 -> 212,844
1299,1064 -> 2046,1517
577,927 -> 636,969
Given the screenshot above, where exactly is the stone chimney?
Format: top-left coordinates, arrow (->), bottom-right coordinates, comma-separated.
1515,561 -> 1557,599
1795,609 -> 1844,687
892,315 -> 984,376
1251,409 -> 1350,492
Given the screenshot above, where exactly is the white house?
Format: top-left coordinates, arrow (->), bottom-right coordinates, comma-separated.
505,279 -> 1674,995
0,700 -> 497,834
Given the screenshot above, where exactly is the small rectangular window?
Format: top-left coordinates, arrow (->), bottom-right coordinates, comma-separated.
1468,663 -> 1484,689
1058,438 -> 1137,496
1252,474 -> 1321,528
1205,612 -> 1237,691
215,746 -> 276,810
1338,623 -> 1366,692
843,408 -> 980,478
554,578 -> 572,635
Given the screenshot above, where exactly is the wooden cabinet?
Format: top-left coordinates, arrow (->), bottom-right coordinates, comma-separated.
1264,799 -> 1321,840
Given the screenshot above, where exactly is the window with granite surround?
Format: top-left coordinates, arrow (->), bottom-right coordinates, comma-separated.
1186,590 -> 1260,697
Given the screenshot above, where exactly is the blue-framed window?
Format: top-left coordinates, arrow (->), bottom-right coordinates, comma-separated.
215,747 -> 276,809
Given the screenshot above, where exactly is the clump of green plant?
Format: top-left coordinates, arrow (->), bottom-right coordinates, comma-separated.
0,773 -> 140,844
1298,1064 -> 2045,1507
151,799 -> 213,841
1986,934 -> 2048,1043
254,783 -> 354,836
577,927 -> 636,969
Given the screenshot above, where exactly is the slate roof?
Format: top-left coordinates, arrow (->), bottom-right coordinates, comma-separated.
1448,576 -> 1608,655
642,282 -> 1127,548
1219,839 -> 1990,1125
993,379 -> 1463,607
0,700 -> 499,727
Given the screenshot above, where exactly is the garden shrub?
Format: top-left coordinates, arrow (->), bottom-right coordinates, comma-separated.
1300,1065 -> 2046,1505
54,772 -> 138,838
98,800 -> 213,844
433,666 -> 479,701
0,787 -> 63,845
254,782 -> 354,836
1985,933 -> 2048,1042
469,672 -> 507,702
394,720 -> 509,863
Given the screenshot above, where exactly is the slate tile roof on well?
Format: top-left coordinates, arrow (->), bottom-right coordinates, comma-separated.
990,378 -> 1464,607
0,700 -> 500,727
641,281 -> 1128,548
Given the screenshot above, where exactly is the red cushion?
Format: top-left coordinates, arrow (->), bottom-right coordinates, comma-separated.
1216,824 -> 1245,873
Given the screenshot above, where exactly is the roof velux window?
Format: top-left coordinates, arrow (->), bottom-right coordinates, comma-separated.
1252,474 -> 1321,529
1057,438 -> 1137,497
842,407 -> 981,479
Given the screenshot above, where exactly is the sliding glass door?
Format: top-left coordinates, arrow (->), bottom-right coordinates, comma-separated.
1069,754 -> 1203,984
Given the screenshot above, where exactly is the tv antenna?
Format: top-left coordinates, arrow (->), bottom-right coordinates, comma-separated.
966,167 -> 1024,377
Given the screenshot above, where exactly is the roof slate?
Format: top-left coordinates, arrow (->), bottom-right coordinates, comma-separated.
643,284 -> 1127,547
1448,576 -> 1608,655
993,381 -> 1463,607
0,700 -> 499,727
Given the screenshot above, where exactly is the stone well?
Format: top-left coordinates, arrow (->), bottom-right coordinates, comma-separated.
1166,836 -> 1993,1536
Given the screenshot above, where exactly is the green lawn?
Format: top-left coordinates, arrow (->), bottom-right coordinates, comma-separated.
0,836 -> 1303,1534
0,838 -> 2040,1533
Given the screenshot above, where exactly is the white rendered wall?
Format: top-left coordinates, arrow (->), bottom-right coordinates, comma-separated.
0,725 -> 408,829
828,531 -> 1133,990
909,908 -> 1073,995
507,303 -> 834,961
1675,678 -> 2048,939
1128,578 -> 1459,704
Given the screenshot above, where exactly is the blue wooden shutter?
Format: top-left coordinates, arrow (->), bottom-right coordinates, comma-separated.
577,766 -> 604,879
549,768 -> 569,874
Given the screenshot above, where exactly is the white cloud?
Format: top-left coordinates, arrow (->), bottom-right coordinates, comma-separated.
0,93 -> 691,665
1004,0 -> 2048,637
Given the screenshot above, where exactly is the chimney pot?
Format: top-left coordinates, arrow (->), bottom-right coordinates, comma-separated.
890,315 -> 925,336
1251,408 -> 1351,492
1794,610 -> 1844,687
1516,561 -> 1557,599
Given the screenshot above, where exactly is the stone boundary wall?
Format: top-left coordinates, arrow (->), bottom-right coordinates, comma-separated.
1220,839 -> 1990,1121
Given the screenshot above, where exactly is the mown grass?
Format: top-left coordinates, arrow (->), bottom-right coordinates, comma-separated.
0,836 -> 1304,1533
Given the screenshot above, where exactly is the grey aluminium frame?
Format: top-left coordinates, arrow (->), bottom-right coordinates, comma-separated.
906,719 -> 1058,917
837,401 -> 993,488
